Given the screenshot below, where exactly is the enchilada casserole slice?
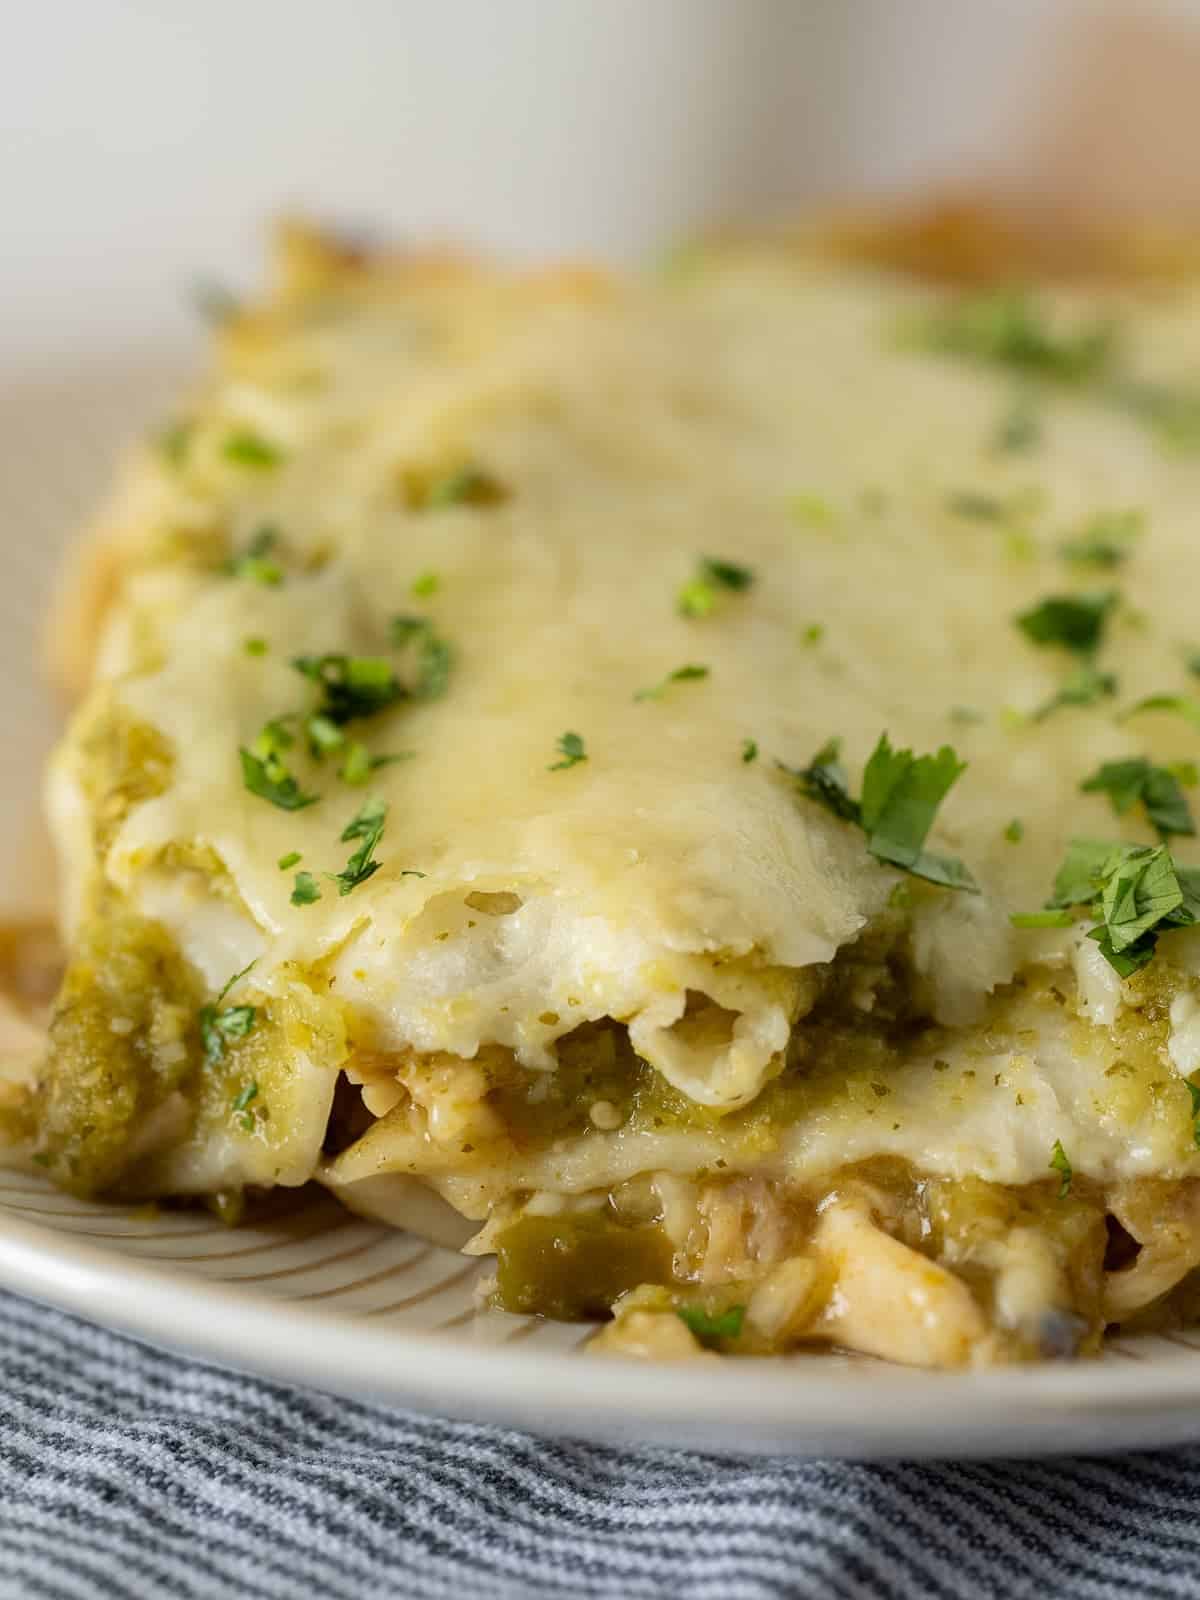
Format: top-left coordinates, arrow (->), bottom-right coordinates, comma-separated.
25,218 -> 1200,1365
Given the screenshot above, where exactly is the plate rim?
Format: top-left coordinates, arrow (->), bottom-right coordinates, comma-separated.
5,1205 -> 1200,1457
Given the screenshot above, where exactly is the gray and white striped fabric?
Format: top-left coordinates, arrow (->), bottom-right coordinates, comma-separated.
0,1291 -> 1197,1600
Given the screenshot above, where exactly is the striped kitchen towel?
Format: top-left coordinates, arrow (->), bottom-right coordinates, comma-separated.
0,1289 -> 1197,1600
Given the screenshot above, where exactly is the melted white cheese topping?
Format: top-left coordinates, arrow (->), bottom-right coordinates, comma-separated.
49,248 -> 1200,1180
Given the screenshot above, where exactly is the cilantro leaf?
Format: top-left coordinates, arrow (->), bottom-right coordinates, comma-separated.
548,732 -> 587,771
1097,844 -> 1182,954
634,664 -> 710,702
700,557 -> 754,591
305,714 -> 344,757
1004,819 -> 1024,843
199,963 -> 258,1067
224,525 -> 283,585
782,734 -> 977,891
779,738 -> 860,823
277,851 -> 301,871
1032,664 -> 1117,722
859,735 -> 977,889
222,430 -> 285,469
1060,509 -> 1143,570
1010,909 -> 1075,929
1081,758 -> 1195,839
1122,694 -> 1200,732
291,870 -> 321,906
1034,838 -> 1200,977
946,490 -> 1009,522
741,738 -> 758,764
293,653 -> 404,724
239,747 -> 319,811
1016,591 -> 1117,655
676,1304 -> 745,1344
339,742 -> 372,786
389,615 -> 455,701
333,798 -> 387,894
909,289 -> 1117,383
418,465 -> 507,510
678,557 -> 755,617
1049,1139 -> 1073,1199
1048,838 -> 1127,907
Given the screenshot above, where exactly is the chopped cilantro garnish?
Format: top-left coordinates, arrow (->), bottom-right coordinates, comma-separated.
1188,655 -> 1200,680
239,747 -> 318,811
789,494 -> 836,529
634,664 -> 709,702
1122,694 -> 1200,732
389,616 -> 455,700
1060,509 -> 1143,570
1188,1081 -> 1200,1151
411,570 -> 440,598
225,526 -> 283,585
701,557 -> 754,591
199,963 -> 257,1067
993,397 -> 1042,453
676,1304 -> 745,1344
548,732 -> 587,771
305,713 -> 344,757
339,742 -> 372,786
782,733 -> 977,892
950,706 -> 984,726
1016,591 -> 1117,655
1010,909 -> 1074,929
293,653 -> 404,724
678,557 -> 755,617
334,798 -> 387,894
1081,758 -> 1195,840
1111,379 -> 1200,453
1049,1139 -> 1073,1199
908,288 -> 1116,384
946,490 -> 1008,522
277,851 -> 301,871
244,637 -> 268,656
780,737 -> 859,822
222,430 -> 285,469
1032,664 -> 1117,722
1004,819 -> 1024,843
741,738 -> 758,764
340,795 -> 387,842
1024,837 -> 1200,977
417,466 -> 507,510
800,623 -> 824,647
859,734 -> 977,890
291,870 -> 321,906
677,579 -> 716,618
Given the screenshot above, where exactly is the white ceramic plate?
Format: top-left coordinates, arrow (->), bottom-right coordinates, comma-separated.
6,356 -> 1200,1458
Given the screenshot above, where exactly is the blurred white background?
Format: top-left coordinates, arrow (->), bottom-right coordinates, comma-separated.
5,0 -> 1200,368
3,0 -> 1200,910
